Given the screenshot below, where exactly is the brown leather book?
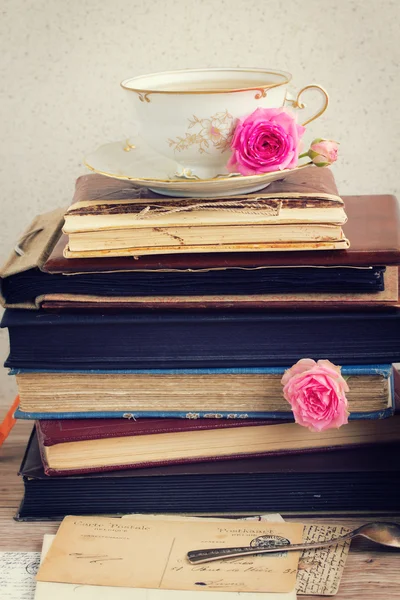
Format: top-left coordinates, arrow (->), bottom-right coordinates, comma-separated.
68,164 -> 343,205
45,194 -> 400,271
62,168 -> 351,256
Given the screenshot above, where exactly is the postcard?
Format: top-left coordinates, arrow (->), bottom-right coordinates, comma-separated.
36,515 -> 303,593
35,534 -> 296,600
122,513 -> 351,595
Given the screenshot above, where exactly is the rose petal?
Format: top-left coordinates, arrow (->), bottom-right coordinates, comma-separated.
281,359 -> 316,385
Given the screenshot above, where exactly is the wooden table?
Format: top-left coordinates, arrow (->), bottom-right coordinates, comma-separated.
1,420 -> 399,598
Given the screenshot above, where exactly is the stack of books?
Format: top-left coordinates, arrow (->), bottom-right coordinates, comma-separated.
2,166 -> 400,520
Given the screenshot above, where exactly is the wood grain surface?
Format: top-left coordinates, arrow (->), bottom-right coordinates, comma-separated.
1,420 -> 399,598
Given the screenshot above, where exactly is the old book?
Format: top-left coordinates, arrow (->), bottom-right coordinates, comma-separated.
2,260 -> 392,308
64,237 -> 350,257
0,208 -> 66,309
51,194 -> 400,268
39,264 -> 399,311
63,167 -> 346,232
4,309 -> 400,369
17,431 -> 400,519
66,223 -> 348,254
13,365 -> 393,419
35,414 -> 400,476
63,169 -> 349,256
64,194 -> 347,230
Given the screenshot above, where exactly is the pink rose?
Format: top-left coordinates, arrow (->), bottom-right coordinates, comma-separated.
281,358 -> 349,432
227,107 -> 305,176
308,138 -> 339,166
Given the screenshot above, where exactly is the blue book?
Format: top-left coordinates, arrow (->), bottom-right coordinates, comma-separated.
12,364 -> 394,421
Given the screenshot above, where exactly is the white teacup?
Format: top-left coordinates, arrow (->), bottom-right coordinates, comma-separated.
121,68 -> 328,180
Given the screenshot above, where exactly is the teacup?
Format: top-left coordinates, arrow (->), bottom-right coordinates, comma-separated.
121,68 -> 328,179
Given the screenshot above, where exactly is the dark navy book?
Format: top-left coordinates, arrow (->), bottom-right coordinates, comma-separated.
3,308 -> 400,369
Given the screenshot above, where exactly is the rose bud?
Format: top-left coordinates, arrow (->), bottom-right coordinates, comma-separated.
308,138 -> 339,166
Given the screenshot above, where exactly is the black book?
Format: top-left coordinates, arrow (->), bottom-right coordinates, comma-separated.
16,429 -> 400,520
3,308 -> 400,369
2,265 -> 387,305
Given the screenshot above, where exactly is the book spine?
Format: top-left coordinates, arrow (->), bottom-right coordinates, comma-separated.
14,407 -> 394,421
9,364 -> 393,377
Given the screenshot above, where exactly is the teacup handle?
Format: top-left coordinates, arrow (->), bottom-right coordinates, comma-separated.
285,84 -> 329,126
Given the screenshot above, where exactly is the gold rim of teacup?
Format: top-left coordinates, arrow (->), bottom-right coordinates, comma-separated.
83,154 -> 310,184
120,67 -> 292,97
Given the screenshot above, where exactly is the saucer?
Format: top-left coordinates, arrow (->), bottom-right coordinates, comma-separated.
84,138 -> 309,198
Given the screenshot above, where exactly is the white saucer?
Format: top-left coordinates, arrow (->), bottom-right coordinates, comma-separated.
84,139 -> 309,198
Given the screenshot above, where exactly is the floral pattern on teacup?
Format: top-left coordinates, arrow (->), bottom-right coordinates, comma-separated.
168,110 -> 235,155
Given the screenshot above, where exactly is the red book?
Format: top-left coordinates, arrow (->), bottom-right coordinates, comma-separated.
36,415 -> 400,476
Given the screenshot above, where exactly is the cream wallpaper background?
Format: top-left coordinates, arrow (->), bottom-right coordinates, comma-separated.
0,0 -> 399,411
